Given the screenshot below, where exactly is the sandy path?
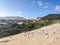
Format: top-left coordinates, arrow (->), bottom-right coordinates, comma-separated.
0,23 -> 60,45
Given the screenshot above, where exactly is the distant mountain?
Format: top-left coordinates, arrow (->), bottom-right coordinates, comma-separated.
0,16 -> 26,25
41,14 -> 60,20
0,16 -> 26,20
37,17 -> 42,19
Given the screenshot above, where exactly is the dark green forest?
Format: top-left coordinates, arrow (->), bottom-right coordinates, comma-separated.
41,14 -> 60,20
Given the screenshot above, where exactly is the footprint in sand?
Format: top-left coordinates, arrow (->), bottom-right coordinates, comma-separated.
0,40 -> 10,43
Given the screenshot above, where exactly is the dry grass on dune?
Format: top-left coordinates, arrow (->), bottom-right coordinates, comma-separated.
0,23 -> 60,45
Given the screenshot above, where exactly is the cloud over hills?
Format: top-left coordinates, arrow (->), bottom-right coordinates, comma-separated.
55,5 -> 60,11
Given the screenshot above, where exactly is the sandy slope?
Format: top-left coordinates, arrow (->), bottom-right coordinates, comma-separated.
0,23 -> 60,45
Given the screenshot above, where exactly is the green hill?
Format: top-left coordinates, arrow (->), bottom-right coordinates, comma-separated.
0,14 -> 60,38
41,14 -> 60,20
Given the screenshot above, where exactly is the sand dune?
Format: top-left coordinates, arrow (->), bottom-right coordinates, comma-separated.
0,23 -> 60,45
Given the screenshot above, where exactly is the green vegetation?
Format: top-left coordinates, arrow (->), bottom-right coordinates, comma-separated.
0,14 -> 60,38
41,14 -> 60,20
0,20 -> 55,38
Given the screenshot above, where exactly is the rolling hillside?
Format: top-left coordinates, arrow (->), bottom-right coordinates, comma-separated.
0,23 -> 60,45
41,14 -> 60,20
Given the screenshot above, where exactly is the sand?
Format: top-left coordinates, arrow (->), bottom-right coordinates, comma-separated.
0,23 -> 60,45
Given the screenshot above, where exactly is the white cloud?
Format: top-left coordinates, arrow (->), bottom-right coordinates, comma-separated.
46,2 -> 51,5
32,1 -> 35,5
37,0 -> 43,6
17,11 -> 21,14
55,5 -> 60,11
43,2 -> 51,9
44,5 -> 49,8
17,11 -> 22,16
37,1 -> 52,9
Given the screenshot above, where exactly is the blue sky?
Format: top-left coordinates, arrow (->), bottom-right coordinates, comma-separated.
0,0 -> 60,18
